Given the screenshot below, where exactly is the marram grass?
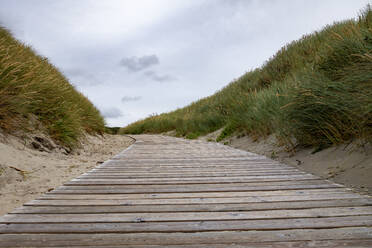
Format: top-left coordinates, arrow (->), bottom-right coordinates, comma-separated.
121,5 -> 372,149
0,27 -> 105,147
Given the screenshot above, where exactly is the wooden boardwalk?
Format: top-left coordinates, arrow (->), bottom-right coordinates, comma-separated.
0,134 -> 371,247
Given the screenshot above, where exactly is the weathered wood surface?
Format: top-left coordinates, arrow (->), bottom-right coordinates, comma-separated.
0,135 -> 371,247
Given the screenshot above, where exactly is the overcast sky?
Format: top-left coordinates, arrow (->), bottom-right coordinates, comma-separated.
0,0 -> 370,126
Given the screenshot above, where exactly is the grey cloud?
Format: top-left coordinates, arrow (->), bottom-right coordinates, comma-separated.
101,107 -> 123,119
121,96 -> 142,103
119,54 -> 159,72
144,70 -> 175,82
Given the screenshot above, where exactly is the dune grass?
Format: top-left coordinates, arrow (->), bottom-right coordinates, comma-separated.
0,27 -> 105,147
121,5 -> 372,149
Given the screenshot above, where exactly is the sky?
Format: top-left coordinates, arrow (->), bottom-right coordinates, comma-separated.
0,0 -> 370,126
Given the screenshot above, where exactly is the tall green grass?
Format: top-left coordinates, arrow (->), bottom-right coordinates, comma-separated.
121,5 -> 372,148
0,27 -> 105,147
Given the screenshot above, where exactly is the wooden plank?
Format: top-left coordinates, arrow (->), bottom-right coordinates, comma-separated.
3,240 -> 370,248
97,162 -> 289,165
24,194 -> 364,206
72,175 -> 316,181
109,158 -> 269,162
102,160 -> 274,165
12,198 -> 372,214
95,162 -> 291,166
50,184 -> 343,194
0,227 -> 371,246
66,175 -> 319,185
91,168 -> 295,173
2,207 -> 371,223
111,155 -> 265,158
93,167 -> 293,171
82,169 -> 305,174
1,216 -> 371,234
91,167 -> 295,172
95,166 -> 294,170
39,188 -> 352,200
77,172 -> 307,179
55,179 -> 340,190
60,179 -> 332,188
90,169 -> 297,173
88,170 -> 298,174
97,163 -> 289,168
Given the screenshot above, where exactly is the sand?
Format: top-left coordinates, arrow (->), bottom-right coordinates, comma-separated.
198,128 -> 371,195
0,133 -> 133,216
226,134 -> 372,195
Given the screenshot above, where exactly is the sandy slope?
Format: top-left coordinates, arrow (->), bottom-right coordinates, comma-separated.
200,130 -> 371,195
0,134 -> 133,216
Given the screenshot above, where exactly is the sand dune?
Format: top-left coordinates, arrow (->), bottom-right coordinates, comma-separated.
0,133 -> 133,216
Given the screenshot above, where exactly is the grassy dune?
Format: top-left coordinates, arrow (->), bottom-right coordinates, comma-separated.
0,27 -> 105,147
121,6 -> 372,149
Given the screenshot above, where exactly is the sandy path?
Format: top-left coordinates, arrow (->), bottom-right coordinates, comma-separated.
0,134 -> 133,216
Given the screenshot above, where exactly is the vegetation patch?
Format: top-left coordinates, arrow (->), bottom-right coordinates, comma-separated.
121,5 -> 372,149
216,122 -> 237,142
0,27 -> 105,148
185,132 -> 200,140
104,127 -> 121,135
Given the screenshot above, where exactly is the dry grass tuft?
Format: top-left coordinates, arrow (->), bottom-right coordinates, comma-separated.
0,27 -> 105,147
